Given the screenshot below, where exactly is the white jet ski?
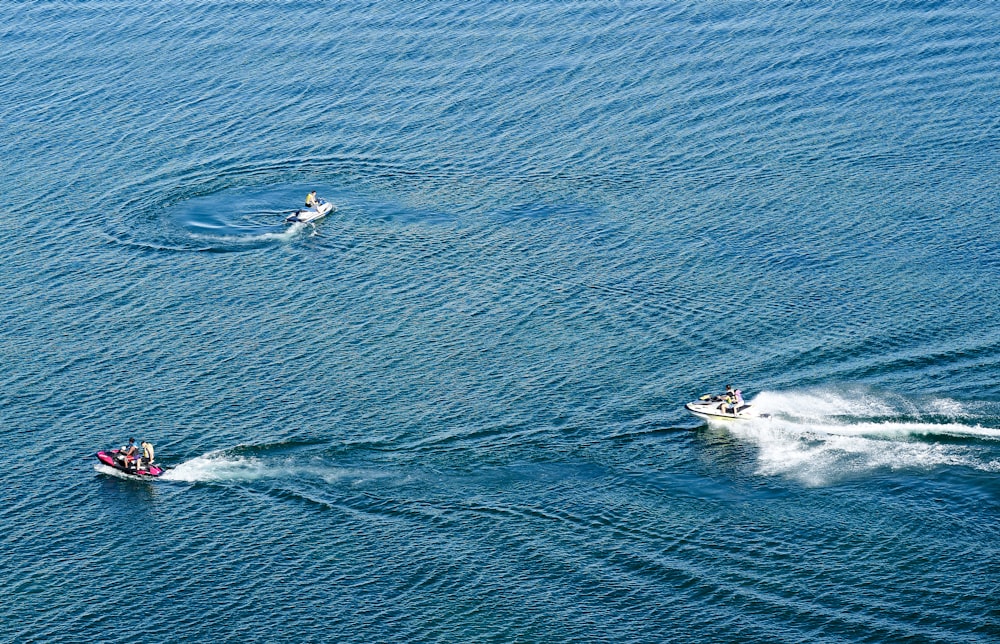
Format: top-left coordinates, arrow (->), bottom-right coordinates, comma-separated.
685,394 -> 762,421
286,199 -> 334,224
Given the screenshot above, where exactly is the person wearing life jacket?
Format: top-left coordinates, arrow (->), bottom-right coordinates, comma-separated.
718,385 -> 735,413
139,441 -> 155,471
305,190 -> 319,208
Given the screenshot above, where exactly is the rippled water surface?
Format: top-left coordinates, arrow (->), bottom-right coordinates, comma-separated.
2,2 -> 999,642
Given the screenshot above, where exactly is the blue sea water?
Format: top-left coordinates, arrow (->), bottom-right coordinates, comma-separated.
2,1 -> 999,642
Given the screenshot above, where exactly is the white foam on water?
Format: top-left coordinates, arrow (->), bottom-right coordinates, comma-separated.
186,225 -> 303,246
723,389 -> 1000,486
160,453 -> 275,482
159,451 -> 392,486
753,388 -> 914,420
94,463 -> 147,480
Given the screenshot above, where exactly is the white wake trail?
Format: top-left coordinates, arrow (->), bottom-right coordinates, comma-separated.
723,388 -> 1000,486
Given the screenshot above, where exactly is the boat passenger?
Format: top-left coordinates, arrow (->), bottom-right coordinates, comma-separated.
139,441 -> 155,470
731,388 -> 745,414
718,385 -> 735,413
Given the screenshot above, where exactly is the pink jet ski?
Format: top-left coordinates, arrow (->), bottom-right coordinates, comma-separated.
96,448 -> 164,478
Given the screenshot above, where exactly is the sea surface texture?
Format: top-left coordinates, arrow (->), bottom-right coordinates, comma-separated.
2,2 -> 999,642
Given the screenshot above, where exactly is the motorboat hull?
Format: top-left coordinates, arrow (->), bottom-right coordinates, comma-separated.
685,399 -> 759,422
286,201 -> 334,223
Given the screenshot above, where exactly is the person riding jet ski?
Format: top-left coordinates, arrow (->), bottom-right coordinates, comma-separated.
139,441 -> 155,470
116,438 -> 139,470
718,385 -> 745,415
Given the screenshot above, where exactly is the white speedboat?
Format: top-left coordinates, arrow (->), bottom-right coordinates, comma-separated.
685,395 -> 760,421
286,200 -> 334,224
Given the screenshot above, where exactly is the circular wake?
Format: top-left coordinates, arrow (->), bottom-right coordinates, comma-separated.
165,186 -> 321,251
